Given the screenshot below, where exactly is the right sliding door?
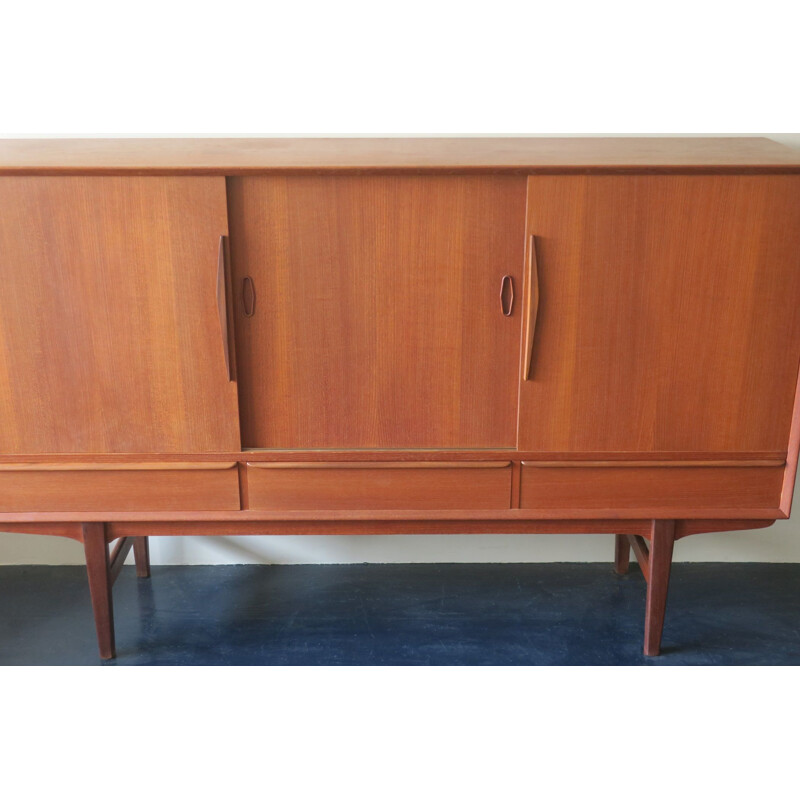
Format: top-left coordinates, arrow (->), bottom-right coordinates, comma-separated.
519,174 -> 800,454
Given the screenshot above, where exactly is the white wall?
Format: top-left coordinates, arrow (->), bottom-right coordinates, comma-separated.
1,133 -> 799,565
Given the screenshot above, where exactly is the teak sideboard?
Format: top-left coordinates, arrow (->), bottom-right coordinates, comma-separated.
2,137 -> 800,660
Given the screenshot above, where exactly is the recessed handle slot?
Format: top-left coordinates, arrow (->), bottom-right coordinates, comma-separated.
500,275 -> 514,316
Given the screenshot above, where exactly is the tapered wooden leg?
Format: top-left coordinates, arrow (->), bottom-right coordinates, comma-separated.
643,520 -> 676,657
82,522 -> 116,660
614,534 -> 630,575
133,536 -> 151,578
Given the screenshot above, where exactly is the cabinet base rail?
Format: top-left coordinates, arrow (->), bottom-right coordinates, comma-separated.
77,520 -> 680,660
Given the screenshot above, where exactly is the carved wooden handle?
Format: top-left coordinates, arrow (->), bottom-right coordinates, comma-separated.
524,235 -> 540,380
242,276 -> 256,317
217,235 -> 233,381
500,275 -> 514,316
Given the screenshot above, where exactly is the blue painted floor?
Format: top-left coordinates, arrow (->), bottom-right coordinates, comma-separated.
1,563 -> 799,665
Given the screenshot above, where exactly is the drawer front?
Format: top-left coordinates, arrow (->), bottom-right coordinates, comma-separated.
0,463 -> 241,512
519,464 -> 784,512
245,462 -> 512,510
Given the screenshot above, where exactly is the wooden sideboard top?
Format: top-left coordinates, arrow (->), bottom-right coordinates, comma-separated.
0,137 -> 798,175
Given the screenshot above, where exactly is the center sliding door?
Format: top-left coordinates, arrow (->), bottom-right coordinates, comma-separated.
228,175 -> 527,450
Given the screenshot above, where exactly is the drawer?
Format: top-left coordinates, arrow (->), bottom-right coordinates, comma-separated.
0,462 -> 241,512
245,461 -> 512,510
519,463 -> 785,512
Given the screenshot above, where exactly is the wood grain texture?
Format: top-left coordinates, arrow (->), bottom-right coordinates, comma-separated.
614,534 -> 630,574
521,459 -> 785,468
246,460 -> 511,469
229,175 -> 527,449
108,536 -> 133,584
82,522 -> 115,659
1,138 -> 798,174
0,176 -> 241,453
2,139 -> 799,661
0,450 -> 784,464
523,235 -> 540,380
779,360 -> 800,515
519,465 -> 784,511
519,175 -> 800,452
643,520 -> 676,656
0,461 -> 238,471
216,235 -> 234,381
628,535 -> 652,582
0,517 -> 769,540
677,519 -> 775,537
133,536 -> 150,578
245,462 -> 512,510
104,519 -> 658,538
0,505 -> 782,523
0,464 -> 240,512
0,522 -> 84,540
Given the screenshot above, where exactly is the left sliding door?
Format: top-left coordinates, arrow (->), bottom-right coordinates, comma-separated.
0,177 -> 241,453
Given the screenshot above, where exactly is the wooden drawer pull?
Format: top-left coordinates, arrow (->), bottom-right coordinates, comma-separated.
217,234 -> 233,381
0,461 -> 238,472
246,461 -> 512,470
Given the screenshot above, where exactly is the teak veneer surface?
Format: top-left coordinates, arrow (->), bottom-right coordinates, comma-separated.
1,138 -> 799,174
2,136 -> 800,659
0,461 -> 238,471
519,174 -> 800,452
0,464 -> 240,512
519,465 -> 784,512
245,461 -> 513,510
0,507 -> 784,524
0,451 -> 785,464
229,175 -> 526,449
0,519 -> 775,540
0,176 -> 241,454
